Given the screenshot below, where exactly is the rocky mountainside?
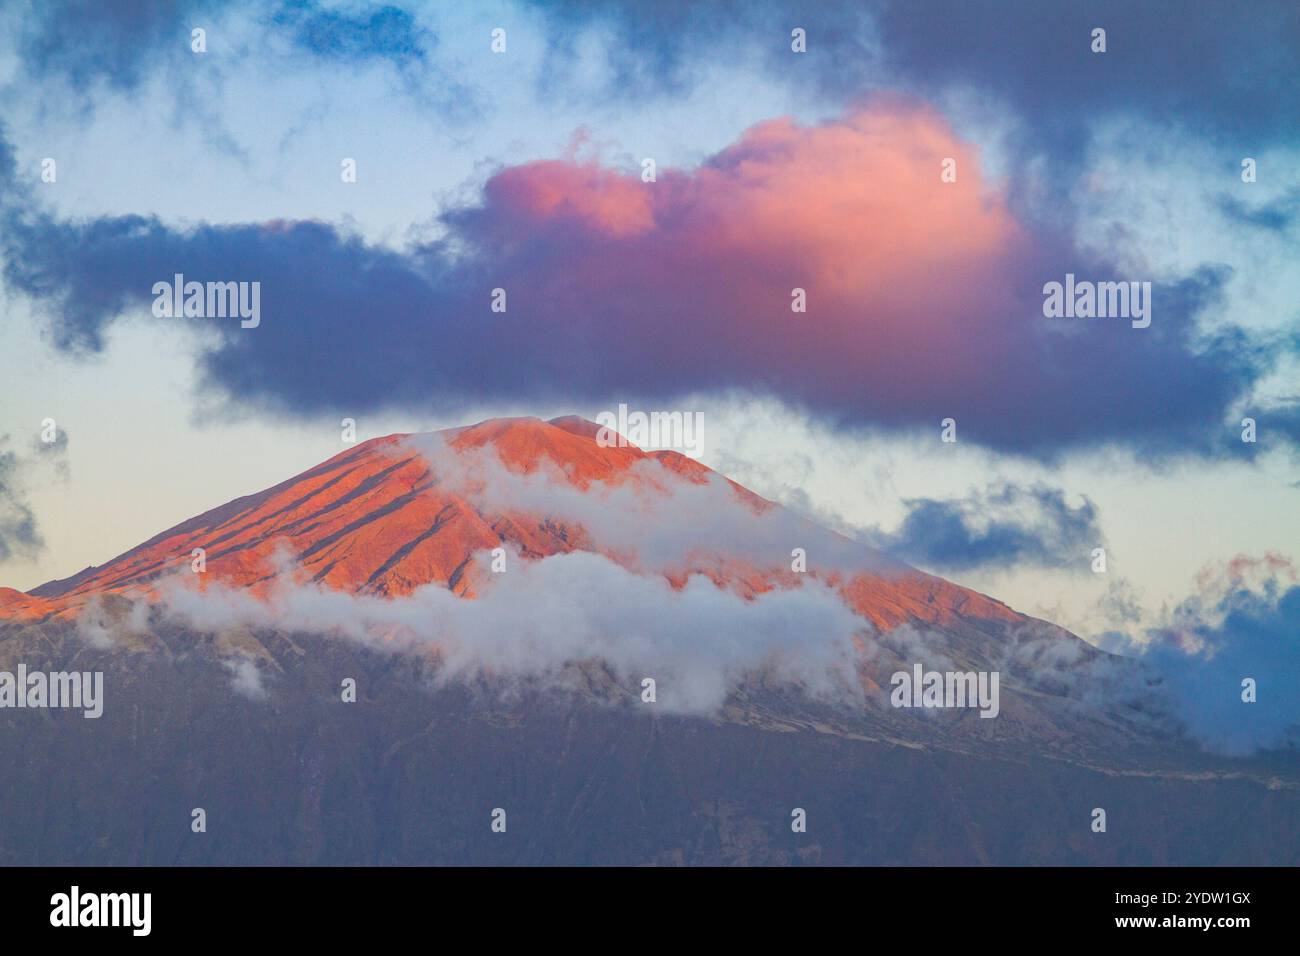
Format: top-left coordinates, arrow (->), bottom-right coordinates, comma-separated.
1,416 -> 1296,865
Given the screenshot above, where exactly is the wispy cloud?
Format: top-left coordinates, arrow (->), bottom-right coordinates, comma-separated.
0,437 -> 43,564
0,424 -> 69,565
160,549 -> 867,715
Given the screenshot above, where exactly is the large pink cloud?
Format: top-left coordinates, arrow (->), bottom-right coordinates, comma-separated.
466,99 -> 1026,405
9,99 -> 1257,455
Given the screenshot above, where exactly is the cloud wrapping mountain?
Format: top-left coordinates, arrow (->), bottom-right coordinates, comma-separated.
160,549 -> 868,715
1,414 -> 1269,754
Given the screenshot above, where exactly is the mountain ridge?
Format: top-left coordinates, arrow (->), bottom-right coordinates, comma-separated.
3,417 -> 1297,865
4,415 -> 1028,642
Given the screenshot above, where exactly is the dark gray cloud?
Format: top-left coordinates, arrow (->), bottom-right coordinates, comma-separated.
1,2 -> 1296,460
7,0 -> 475,129
1216,187 -> 1300,234
13,1 -> 1299,209
870,0 -> 1300,146
0,417 -> 70,564
14,0 -> 436,90
529,1 -> 1300,141
15,0 -> 214,92
20,2 -> 1298,164
1098,556 -> 1300,755
862,483 -> 1103,574
527,0 -> 879,103
272,1 -> 431,66
0,438 -> 44,565
527,0 -> 1300,216
32,425 -> 71,480
265,1 -> 477,118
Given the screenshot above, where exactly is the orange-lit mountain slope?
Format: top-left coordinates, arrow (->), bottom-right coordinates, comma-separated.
8,416 -> 1023,634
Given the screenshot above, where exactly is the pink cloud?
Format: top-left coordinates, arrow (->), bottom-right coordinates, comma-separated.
16,97 -> 1251,454
459,98 -> 1029,407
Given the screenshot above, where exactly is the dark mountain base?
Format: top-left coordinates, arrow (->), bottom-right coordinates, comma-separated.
1,627 -> 1296,866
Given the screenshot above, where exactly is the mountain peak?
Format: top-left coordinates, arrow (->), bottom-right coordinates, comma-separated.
8,413 -> 1025,639
441,414 -> 651,481
546,415 -> 605,440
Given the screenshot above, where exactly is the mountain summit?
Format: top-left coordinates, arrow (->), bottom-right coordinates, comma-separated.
1,416 -> 1293,866
10,415 -> 1022,637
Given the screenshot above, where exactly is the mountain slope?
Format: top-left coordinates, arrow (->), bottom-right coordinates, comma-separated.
14,416 -> 1024,636
2,416 -> 1296,865
0,413 -> 1171,762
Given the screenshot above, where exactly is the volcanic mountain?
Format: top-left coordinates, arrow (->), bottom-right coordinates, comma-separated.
5,415 -> 1019,631
1,416 -> 1296,865
0,415 -> 1214,747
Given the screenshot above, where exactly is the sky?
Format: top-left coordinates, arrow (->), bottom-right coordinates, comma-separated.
0,0 -> 1297,671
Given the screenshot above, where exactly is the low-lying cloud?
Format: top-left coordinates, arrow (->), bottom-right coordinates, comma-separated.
160,549 -> 867,715
46,425 -> 1295,755
406,429 -> 901,577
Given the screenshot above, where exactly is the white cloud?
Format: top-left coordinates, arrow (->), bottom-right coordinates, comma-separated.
160,548 -> 867,715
